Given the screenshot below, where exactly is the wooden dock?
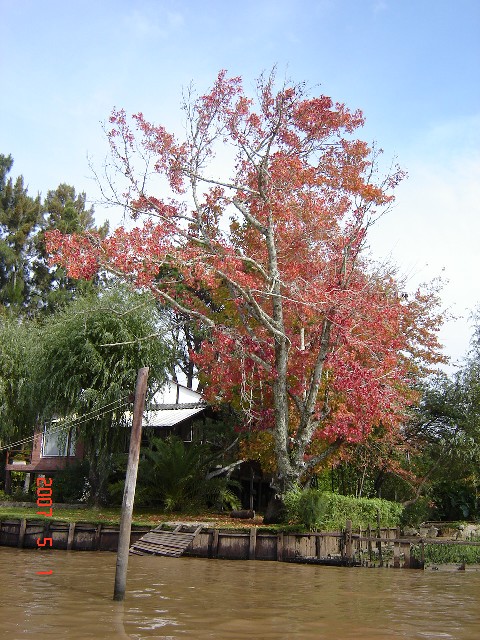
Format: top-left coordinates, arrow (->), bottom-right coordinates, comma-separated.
129,523 -> 205,557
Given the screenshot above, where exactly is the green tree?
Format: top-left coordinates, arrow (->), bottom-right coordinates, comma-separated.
0,318 -> 39,442
30,183 -> 109,315
0,154 -> 42,313
33,285 -> 172,506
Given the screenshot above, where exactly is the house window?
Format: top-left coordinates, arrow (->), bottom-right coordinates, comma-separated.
41,424 -> 76,457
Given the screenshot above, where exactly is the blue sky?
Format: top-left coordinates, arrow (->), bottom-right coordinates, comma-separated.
2,0 -> 479,370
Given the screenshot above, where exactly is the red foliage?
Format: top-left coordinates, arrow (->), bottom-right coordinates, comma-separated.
46,71 -> 445,489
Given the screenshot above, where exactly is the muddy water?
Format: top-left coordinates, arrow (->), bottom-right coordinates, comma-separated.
1,548 -> 479,639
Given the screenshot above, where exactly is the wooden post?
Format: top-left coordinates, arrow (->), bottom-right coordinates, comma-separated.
249,468 -> 254,511
95,523 -> 103,551
393,541 -> 400,568
113,367 -> 149,602
249,527 -> 257,560
211,529 -> 219,558
376,510 -> 383,567
367,524 -> 372,564
18,518 -> 27,548
345,519 -> 352,564
67,522 -> 76,550
277,532 -> 284,562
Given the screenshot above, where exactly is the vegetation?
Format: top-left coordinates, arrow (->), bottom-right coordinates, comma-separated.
1,125 -> 480,526
108,436 -> 241,512
31,285 -> 172,505
0,154 -> 107,318
0,504 -> 258,528
47,70 -> 445,518
284,489 -> 403,531
412,542 -> 480,566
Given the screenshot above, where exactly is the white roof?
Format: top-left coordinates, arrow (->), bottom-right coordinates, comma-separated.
142,380 -> 206,428
143,405 -> 206,428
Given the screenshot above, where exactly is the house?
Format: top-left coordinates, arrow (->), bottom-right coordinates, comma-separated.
143,380 -> 207,442
3,380 -> 208,493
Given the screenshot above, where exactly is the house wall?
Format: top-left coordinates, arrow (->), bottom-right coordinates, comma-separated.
5,429 -> 85,474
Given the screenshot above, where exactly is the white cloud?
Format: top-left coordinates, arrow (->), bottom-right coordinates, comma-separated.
368,115 -> 480,368
124,7 -> 185,39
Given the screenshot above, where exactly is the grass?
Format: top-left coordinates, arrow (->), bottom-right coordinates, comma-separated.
0,504 -> 270,529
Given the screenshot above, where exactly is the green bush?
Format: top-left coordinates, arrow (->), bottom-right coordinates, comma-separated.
138,436 -> 241,512
400,497 -> 433,528
285,489 -> 403,531
52,461 -> 89,503
412,543 -> 480,565
430,480 -> 479,521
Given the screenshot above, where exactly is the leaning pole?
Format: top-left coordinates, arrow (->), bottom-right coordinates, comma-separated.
113,366 -> 149,601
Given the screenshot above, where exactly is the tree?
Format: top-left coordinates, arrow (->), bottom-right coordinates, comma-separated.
0,318 -> 39,443
30,183 -> 109,315
32,285 -> 172,505
47,71 -> 445,514
399,308 -> 480,520
0,154 -> 42,312
0,154 -> 106,317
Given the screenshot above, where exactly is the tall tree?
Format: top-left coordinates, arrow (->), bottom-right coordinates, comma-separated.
0,154 -> 42,313
0,318 -> 39,443
47,71 -> 445,513
32,285 -> 172,505
30,183 -> 109,315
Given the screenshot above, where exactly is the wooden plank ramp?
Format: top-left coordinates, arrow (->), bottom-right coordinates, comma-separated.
129,523 -> 205,557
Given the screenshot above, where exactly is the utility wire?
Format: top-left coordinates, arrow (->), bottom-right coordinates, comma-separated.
0,396 -> 132,454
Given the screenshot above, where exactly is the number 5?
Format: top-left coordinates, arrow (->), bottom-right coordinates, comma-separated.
37,537 -> 53,547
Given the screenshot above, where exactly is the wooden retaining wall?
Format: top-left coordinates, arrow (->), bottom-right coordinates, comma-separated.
6,518 -> 478,570
0,518 -> 414,567
0,519 -> 150,552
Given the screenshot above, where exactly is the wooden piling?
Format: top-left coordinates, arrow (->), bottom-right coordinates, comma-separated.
17,518 -> 26,548
345,519 -> 352,564
94,524 -> 102,550
113,367 -> 149,602
277,532 -> 284,562
211,529 -> 219,558
249,527 -> 257,560
67,522 -> 75,550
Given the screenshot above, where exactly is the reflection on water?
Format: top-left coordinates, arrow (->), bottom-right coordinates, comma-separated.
1,547 -> 480,639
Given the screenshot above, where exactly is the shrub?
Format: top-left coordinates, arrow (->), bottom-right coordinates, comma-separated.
52,461 -> 89,503
285,489 -> 403,531
412,543 -> 480,565
400,497 -> 433,528
138,436 -> 241,512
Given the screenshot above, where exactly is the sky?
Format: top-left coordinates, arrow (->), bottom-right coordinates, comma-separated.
1,0 -> 479,372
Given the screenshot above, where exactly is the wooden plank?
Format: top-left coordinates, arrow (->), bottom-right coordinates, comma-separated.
140,538 -> 193,549
142,532 -> 194,543
132,540 -> 183,554
144,532 -> 195,542
129,522 -> 204,558
132,538 -> 188,550
132,542 -> 182,556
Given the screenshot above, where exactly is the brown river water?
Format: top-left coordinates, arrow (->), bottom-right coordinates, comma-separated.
1,548 -> 479,639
